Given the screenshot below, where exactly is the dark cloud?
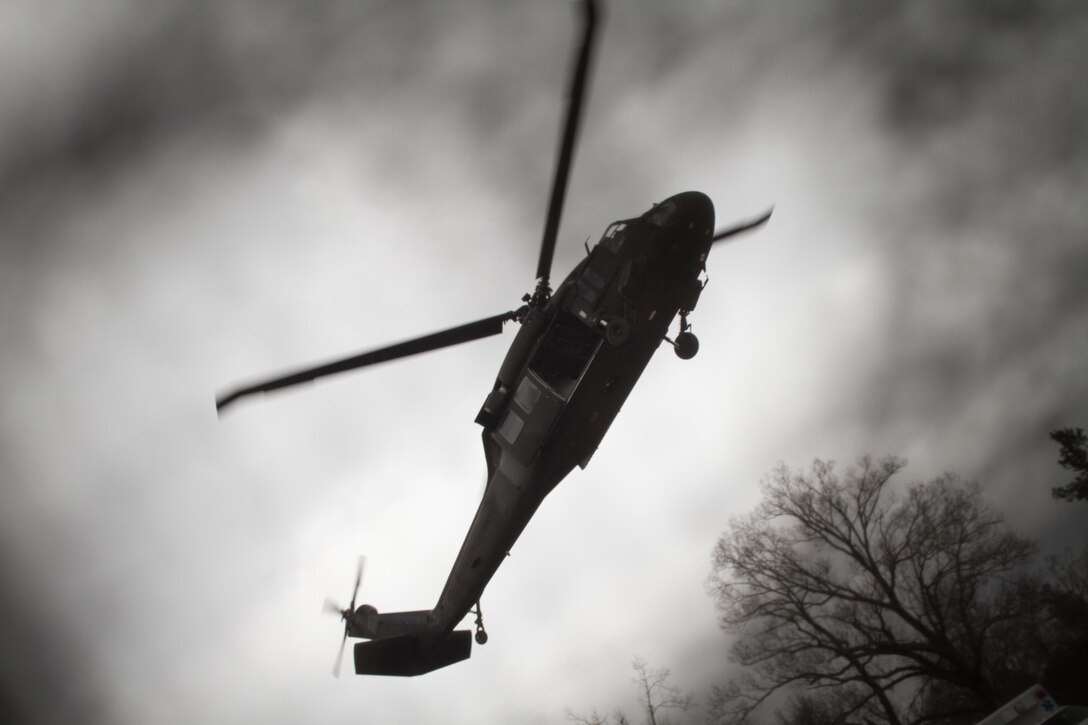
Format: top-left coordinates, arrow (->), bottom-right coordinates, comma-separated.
0,549 -> 113,725
829,0 -> 1088,546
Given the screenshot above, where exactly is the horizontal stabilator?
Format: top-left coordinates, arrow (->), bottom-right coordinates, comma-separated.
354,631 -> 472,677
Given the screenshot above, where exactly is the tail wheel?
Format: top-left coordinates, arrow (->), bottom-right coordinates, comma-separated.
473,600 -> 488,645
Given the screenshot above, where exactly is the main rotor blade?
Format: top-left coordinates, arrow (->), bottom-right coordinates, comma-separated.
535,0 -> 600,286
216,311 -> 519,413
711,207 -> 775,244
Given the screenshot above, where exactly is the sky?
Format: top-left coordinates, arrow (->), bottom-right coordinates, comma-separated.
1,1 -> 1087,723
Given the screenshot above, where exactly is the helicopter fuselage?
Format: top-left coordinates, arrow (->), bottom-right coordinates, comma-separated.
350,190 -> 715,649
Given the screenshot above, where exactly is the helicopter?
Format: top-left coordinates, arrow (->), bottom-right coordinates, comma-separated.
216,0 -> 771,677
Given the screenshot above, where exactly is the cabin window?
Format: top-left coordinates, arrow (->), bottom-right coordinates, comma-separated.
528,312 -> 600,399
497,410 -> 525,444
514,376 -> 542,414
582,266 -> 607,290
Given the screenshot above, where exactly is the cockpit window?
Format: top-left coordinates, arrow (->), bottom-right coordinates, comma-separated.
602,222 -> 626,253
647,201 -> 677,227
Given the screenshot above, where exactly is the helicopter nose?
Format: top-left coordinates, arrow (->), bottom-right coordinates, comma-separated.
646,191 -> 715,241
672,191 -> 715,239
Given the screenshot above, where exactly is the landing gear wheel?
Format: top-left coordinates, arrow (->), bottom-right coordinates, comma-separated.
674,331 -> 699,360
475,629 -> 489,645
605,318 -> 632,346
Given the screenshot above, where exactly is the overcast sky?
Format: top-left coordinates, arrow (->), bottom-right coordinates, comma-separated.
2,1 -> 1086,723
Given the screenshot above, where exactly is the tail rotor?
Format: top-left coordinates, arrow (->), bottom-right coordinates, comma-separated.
324,556 -> 365,678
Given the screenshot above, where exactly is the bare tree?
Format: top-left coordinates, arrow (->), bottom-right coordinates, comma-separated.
1037,546 -> 1088,705
779,686 -> 874,725
706,456 -> 1039,725
1050,427 -> 1088,501
565,658 -> 692,725
631,657 -> 694,725
565,706 -> 623,725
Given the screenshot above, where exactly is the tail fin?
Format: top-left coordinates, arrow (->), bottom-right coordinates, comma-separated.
354,630 -> 472,677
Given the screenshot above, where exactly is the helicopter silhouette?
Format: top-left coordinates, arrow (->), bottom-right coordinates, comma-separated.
216,0 -> 771,677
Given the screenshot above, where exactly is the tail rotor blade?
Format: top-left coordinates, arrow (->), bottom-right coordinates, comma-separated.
349,556 -> 365,614
711,207 -> 774,244
326,556 -> 368,678
333,630 -> 348,678
535,0 -> 600,290
216,310 -> 520,413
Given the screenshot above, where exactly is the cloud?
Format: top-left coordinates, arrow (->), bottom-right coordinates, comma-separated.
2,2 -> 1087,724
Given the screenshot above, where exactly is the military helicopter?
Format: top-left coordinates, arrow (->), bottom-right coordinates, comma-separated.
216,0 -> 771,677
